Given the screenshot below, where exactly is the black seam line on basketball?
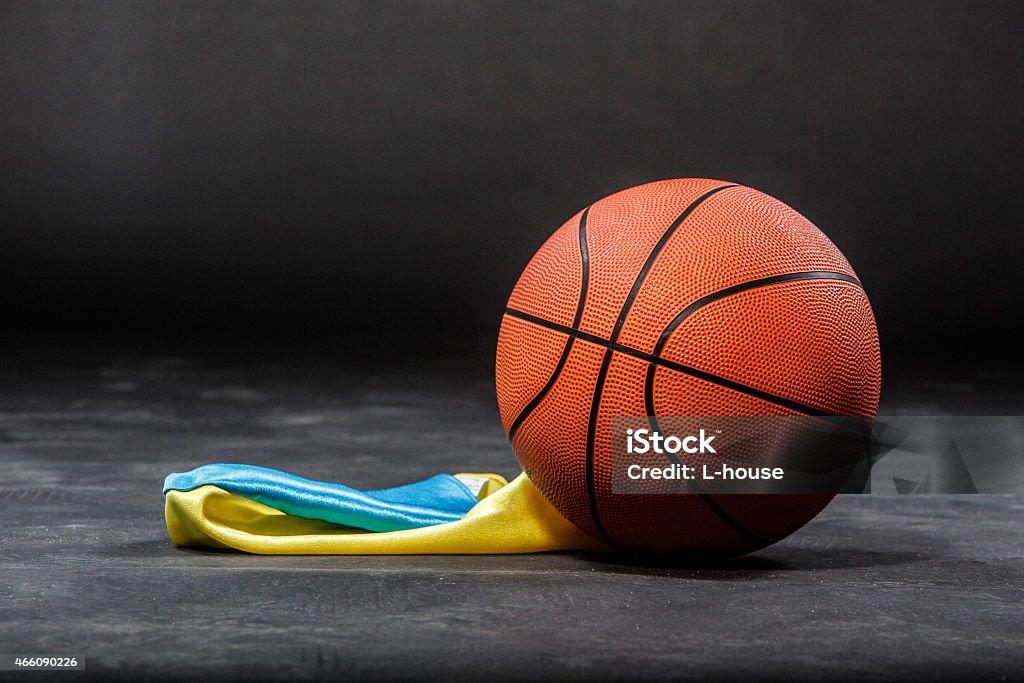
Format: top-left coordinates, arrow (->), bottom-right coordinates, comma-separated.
645,384 -> 770,544
583,185 -> 737,546
652,271 -> 863,356
608,183 -> 739,344
504,307 -> 833,417
506,207 -> 591,442
572,207 -> 591,329
584,349 -> 615,544
638,271 -> 863,542
639,275 -> 866,545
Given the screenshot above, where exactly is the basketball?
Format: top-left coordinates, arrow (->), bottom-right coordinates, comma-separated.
495,179 -> 882,554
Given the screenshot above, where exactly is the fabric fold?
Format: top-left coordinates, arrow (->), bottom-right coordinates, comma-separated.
165,472 -> 612,555
163,463 -> 501,532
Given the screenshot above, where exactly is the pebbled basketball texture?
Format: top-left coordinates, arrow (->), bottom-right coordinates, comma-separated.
495,179 -> 881,555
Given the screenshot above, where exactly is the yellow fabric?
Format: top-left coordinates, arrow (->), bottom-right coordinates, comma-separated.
165,472 -> 613,554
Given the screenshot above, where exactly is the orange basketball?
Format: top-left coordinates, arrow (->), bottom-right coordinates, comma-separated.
495,179 -> 881,554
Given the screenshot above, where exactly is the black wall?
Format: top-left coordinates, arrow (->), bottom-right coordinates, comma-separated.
2,1 -> 1022,367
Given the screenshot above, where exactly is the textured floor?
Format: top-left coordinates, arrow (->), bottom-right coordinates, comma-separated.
1,348 -> 1022,681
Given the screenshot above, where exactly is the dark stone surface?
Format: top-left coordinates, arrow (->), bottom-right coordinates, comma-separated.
1,349 -> 1022,681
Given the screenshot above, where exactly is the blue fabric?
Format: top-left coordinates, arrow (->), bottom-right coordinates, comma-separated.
162,463 -> 480,532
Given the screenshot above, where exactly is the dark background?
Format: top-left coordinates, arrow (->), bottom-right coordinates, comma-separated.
2,0 -> 1022,370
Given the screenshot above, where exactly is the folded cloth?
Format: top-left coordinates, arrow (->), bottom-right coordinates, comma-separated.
165,472 -> 612,555
163,463 -> 504,532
